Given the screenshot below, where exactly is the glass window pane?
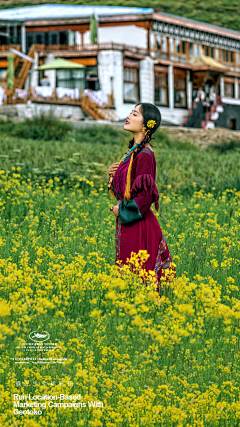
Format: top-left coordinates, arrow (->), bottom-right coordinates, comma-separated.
57,79 -> 72,89
189,43 -> 193,56
193,44 -> 198,56
174,89 -> 185,105
150,33 -> 155,49
162,36 -> 167,51
155,87 -> 166,103
156,35 -> 161,50
175,38 -> 180,53
57,70 -> 71,79
182,41 -> 186,54
72,69 -> 85,78
74,79 -> 85,89
124,82 -> 137,101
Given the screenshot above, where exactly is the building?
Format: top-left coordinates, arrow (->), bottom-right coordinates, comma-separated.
0,4 -> 240,128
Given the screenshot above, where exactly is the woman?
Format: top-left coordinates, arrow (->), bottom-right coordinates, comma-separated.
108,103 -> 175,295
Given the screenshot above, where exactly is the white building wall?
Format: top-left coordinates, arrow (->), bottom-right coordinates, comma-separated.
84,25 -> 147,48
30,51 -> 39,88
234,77 -> 239,99
98,50 -> 123,108
220,76 -> 224,97
186,70 -> 192,109
139,56 -> 154,103
168,65 -> 174,110
44,53 -> 56,89
75,31 -> 81,45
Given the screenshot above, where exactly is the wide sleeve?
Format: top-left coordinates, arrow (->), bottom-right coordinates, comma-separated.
118,152 -> 159,224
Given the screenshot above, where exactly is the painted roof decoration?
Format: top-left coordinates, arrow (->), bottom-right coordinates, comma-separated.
156,11 -> 240,37
0,4 -> 154,21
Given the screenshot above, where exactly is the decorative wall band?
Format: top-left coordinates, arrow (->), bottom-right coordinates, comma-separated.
152,21 -> 240,51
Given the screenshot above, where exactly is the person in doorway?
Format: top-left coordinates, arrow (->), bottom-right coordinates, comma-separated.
107,103 -> 176,296
209,84 -> 217,106
197,86 -> 206,102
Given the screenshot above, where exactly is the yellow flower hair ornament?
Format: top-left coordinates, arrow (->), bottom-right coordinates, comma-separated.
147,120 -> 156,129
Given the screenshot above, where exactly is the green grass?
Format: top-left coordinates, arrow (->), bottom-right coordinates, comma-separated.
0,118 -> 240,197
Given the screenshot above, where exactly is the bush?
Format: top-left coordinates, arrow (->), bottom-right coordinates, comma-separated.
74,124 -> 126,145
10,114 -> 71,141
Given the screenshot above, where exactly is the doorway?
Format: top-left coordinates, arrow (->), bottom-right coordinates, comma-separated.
230,118 -> 236,130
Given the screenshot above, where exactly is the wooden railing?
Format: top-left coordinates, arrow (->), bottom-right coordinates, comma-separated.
14,44 -> 36,89
34,42 -> 148,56
0,45 -> 21,52
1,45 -> 36,90
3,87 -> 119,121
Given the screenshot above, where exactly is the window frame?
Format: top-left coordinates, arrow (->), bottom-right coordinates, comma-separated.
174,69 -> 187,108
123,66 -> 140,104
55,68 -> 85,90
154,71 -> 168,106
150,33 -> 168,60
224,77 -> 235,98
169,38 -> 187,63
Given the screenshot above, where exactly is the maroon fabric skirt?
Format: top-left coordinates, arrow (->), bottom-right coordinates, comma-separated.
115,209 -> 176,295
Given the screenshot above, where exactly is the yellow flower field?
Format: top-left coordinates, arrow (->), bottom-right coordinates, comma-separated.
0,168 -> 240,427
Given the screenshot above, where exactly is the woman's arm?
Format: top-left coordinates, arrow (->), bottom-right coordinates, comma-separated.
118,153 -> 159,224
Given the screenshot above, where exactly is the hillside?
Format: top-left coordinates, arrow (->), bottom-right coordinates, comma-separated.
0,0 -> 240,34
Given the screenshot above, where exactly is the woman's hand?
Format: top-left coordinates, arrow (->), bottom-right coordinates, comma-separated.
108,162 -> 119,176
112,205 -> 119,217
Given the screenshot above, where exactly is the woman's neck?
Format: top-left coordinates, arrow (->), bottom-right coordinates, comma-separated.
133,132 -> 146,146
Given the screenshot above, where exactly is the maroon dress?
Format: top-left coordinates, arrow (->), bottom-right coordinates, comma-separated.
112,146 -> 176,295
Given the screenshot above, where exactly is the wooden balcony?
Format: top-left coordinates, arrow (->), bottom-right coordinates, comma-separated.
0,45 -> 21,56
34,42 -> 148,57
3,87 -> 119,121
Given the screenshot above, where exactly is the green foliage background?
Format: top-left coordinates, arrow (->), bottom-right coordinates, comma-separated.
0,0 -> 240,33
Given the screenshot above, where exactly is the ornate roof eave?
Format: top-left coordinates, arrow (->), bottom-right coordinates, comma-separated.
152,12 -> 240,41
24,13 -> 153,27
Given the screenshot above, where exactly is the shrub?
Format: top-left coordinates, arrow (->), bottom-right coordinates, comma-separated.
12,114 -> 71,141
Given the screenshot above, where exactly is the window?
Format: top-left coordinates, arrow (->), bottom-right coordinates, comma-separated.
150,34 -> 168,59
56,69 -> 85,89
169,38 -> 187,62
189,43 -> 203,57
224,78 -> 235,98
221,50 -> 234,69
236,53 -> 240,71
154,71 -> 168,105
26,34 -> 33,51
206,46 -> 214,58
0,69 -> 7,78
123,66 -> 139,103
174,70 -> 186,108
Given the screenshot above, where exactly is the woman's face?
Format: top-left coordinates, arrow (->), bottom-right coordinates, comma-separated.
124,104 -> 145,133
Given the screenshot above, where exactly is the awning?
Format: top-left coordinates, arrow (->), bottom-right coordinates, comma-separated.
189,55 -> 228,70
123,59 -> 139,68
70,57 -> 97,66
36,57 -> 86,71
154,65 -> 168,73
